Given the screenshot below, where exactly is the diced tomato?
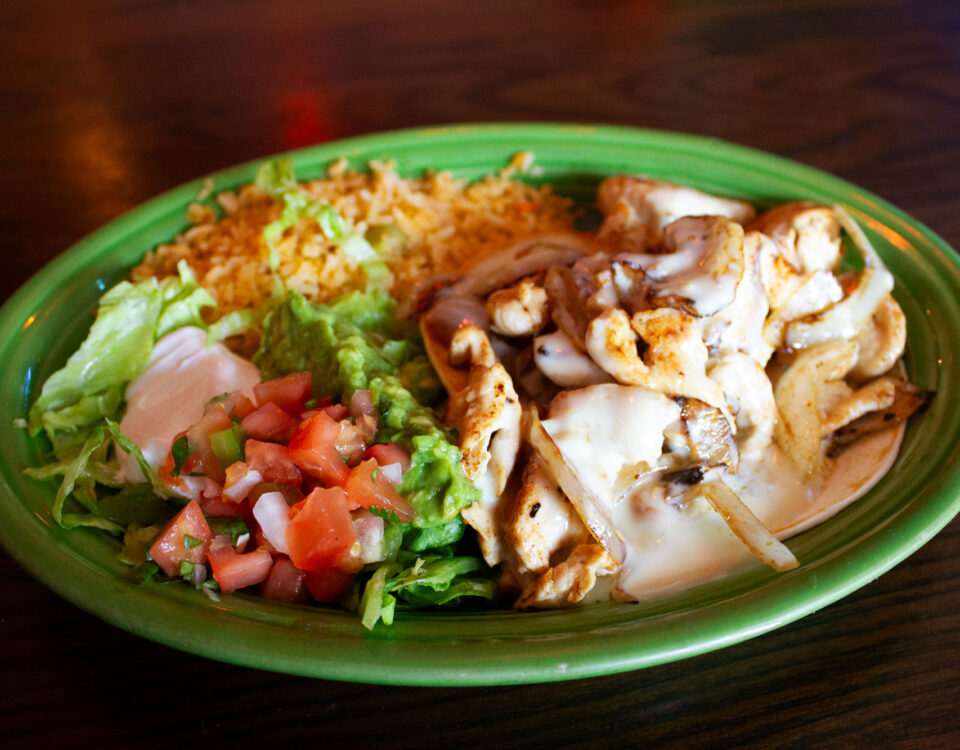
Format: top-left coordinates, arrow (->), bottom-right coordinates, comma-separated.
181,451 -> 221,479
206,391 -> 252,420
336,421 -> 366,466
241,403 -> 295,441
364,443 -> 411,475
322,404 -> 349,421
303,567 -> 352,603
286,411 -> 350,487
207,538 -> 274,593
148,500 -> 212,577
232,393 -> 258,419
344,459 -> 416,523
285,487 -> 357,573
185,403 -> 233,484
245,440 -> 302,486
198,495 -> 252,523
254,372 -> 312,417
159,449 -> 191,497
261,557 -> 309,603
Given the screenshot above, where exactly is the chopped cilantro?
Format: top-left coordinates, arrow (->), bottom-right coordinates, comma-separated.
171,435 -> 190,476
208,516 -> 248,545
369,506 -> 404,526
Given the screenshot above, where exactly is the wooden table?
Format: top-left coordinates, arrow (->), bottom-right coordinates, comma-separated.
3,1 -> 959,746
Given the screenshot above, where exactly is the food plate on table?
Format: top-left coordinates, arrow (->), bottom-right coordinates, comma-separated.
1,123 -> 959,686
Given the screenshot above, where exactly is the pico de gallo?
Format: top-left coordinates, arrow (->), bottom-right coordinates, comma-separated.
24,242 -> 498,628
142,368 -> 452,610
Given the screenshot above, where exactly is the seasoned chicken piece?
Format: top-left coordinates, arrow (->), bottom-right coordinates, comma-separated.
514,542 -> 617,609
585,307 -> 731,421
612,216 -> 746,317
700,229 -> 772,365
784,206 -> 895,350
597,176 -> 755,253
750,202 -> 843,273
762,270 -> 843,350
707,353 -> 778,461
587,268 -> 621,314
758,233 -> 805,310
849,295 -> 907,381
420,295 -> 492,395
446,326 -> 521,566
533,329 -> 611,388
598,200 -> 651,255
449,325 -> 497,370
486,279 -> 550,337
505,455 -> 591,574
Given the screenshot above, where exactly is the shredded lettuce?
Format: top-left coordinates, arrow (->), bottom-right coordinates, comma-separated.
98,486 -> 176,527
255,158 -> 391,292
104,418 -> 170,499
24,264 -> 210,532
359,556 -> 498,629
118,524 -> 161,566
207,307 -> 263,343
28,261 -> 215,449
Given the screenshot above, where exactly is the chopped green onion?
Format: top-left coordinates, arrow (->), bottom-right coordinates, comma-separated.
209,424 -> 248,469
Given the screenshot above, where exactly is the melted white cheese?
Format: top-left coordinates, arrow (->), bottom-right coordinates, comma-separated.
118,327 -> 260,482
618,219 -> 742,316
542,385 -> 681,502
613,425 -> 904,599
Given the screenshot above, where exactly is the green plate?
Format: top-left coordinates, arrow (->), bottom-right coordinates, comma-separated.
1,124 -> 959,686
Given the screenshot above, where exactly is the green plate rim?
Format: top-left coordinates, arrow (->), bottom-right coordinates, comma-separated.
1,123 -> 959,686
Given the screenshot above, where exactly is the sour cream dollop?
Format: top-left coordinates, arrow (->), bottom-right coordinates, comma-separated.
118,327 -> 260,482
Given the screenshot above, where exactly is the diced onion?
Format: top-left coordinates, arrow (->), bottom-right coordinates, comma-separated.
222,468 -> 264,501
379,462 -> 403,485
252,491 -> 291,555
695,479 -> 799,572
349,389 -> 378,443
353,513 -> 386,564
785,206 -> 894,349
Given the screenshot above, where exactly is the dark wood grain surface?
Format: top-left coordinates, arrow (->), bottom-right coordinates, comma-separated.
3,1 -> 960,747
